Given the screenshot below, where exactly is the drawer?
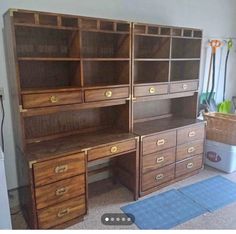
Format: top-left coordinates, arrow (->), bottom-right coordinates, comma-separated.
134,84 -> 168,97
142,131 -> 176,155
33,153 -> 85,187
22,91 -> 82,108
177,124 -> 205,145
141,164 -> 175,191
37,195 -> 86,229
35,174 -> 85,210
170,81 -> 198,93
142,148 -> 176,173
176,140 -> 204,161
175,154 -> 203,177
84,87 -> 129,102
88,139 -> 136,161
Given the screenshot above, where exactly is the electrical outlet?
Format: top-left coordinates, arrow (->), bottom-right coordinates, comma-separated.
0,87 -> 4,99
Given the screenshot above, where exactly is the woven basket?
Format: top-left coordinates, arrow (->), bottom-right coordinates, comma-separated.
204,112 -> 236,145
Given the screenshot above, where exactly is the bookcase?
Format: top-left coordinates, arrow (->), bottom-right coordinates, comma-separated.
4,9 -> 205,229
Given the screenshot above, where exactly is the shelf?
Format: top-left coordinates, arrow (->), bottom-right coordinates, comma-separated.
82,58 -> 130,61
134,58 -> 170,61
84,84 -> 129,90
18,57 -> 81,61
21,86 -> 82,94
81,28 -> 129,35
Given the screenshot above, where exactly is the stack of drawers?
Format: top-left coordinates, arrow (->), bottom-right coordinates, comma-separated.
32,152 -> 86,229
140,123 -> 205,196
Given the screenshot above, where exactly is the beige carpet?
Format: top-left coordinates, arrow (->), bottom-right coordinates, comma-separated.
11,166 -> 236,230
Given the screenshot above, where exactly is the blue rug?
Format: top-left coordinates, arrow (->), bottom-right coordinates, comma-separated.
179,175 -> 236,212
121,189 -> 207,229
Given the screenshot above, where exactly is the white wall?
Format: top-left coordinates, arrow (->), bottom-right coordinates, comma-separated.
0,0 -> 236,189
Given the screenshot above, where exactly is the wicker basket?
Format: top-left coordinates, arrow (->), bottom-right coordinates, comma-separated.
204,112 -> 236,145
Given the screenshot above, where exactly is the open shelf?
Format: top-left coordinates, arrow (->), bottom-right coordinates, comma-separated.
15,26 -> 80,58
172,38 -> 201,59
134,35 -> 170,58
134,61 -> 169,84
83,61 -> 129,86
82,31 -> 130,58
170,60 -> 200,81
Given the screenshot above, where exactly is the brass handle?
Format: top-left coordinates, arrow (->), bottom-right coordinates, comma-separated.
188,131 -> 196,137
57,208 -> 70,218
50,95 -> 58,103
105,90 -> 112,98
182,84 -> 188,90
156,174 -> 164,180
55,187 -> 68,196
149,87 -> 156,94
157,139 -> 165,146
55,165 -> 68,174
187,162 -> 194,169
187,147 -> 196,154
110,146 -> 118,153
156,156 -> 164,163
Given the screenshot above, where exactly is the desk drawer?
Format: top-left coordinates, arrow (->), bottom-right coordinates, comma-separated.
177,124 -> 205,145
142,131 -> 176,155
37,195 -> 86,229
33,153 -> 85,187
22,91 -> 82,108
88,139 -> 136,161
175,154 -> 203,177
141,164 -> 175,191
170,81 -> 198,93
35,174 -> 85,210
142,148 -> 176,173
176,140 -> 204,161
85,87 -> 129,102
134,84 -> 168,97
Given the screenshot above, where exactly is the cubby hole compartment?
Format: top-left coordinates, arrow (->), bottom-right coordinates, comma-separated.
171,61 -> 200,81
100,21 -> 114,31
116,23 -> 130,32
160,27 -> 171,36
82,32 -> 130,58
193,30 -> 202,38
61,16 -> 78,27
13,12 -> 35,24
15,27 -> 80,58
172,28 -> 182,37
83,61 -> 129,86
134,36 -> 170,58
39,14 -> 57,26
24,104 -> 130,142
147,26 -> 159,35
172,38 -> 201,58
19,61 -> 81,90
134,24 -> 146,34
183,29 -> 193,37
81,18 -> 98,30
134,61 -> 169,84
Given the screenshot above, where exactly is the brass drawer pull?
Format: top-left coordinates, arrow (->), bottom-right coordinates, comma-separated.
57,208 -> 70,218
182,84 -> 188,90
105,90 -> 112,98
157,139 -> 165,146
188,131 -> 196,137
156,156 -> 164,163
50,95 -> 58,103
187,162 -> 194,169
187,147 -> 196,154
156,174 -> 164,180
55,187 -> 68,196
149,87 -> 156,94
55,165 -> 68,174
110,146 -> 118,153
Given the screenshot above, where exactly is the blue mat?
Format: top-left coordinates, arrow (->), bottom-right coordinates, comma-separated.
179,175 -> 236,212
121,189 -> 207,229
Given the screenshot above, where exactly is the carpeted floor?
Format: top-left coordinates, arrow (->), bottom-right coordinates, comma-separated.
11,166 -> 236,230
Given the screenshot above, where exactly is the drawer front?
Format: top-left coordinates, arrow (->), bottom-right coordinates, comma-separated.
176,140 -> 204,161
22,91 -> 82,108
37,195 -> 86,229
142,131 -> 176,155
33,153 -> 85,187
141,164 -> 175,191
170,81 -> 198,93
175,154 -> 203,178
35,174 -> 85,210
88,139 -> 136,161
177,124 -> 205,145
85,87 -> 129,102
142,148 -> 176,173
134,84 -> 168,97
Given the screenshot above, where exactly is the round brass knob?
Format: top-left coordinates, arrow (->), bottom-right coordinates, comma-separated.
50,95 -> 58,103
105,90 -> 112,98
149,87 -> 156,94
110,146 -> 118,153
